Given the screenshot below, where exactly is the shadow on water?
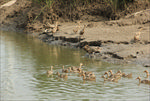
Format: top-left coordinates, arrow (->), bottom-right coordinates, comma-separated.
1,30 -> 150,100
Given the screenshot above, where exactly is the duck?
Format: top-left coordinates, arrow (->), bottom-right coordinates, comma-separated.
47,66 -> 53,76
68,67 -> 73,72
56,72 -> 68,78
73,21 -> 81,34
122,72 -> 132,78
79,25 -> 86,37
134,32 -> 141,41
71,63 -> 83,71
108,70 -> 122,78
143,70 -> 150,78
52,21 -> 59,34
82,73 -> 96,81
68,66 -> 82,73
84,71 -> 93,77
77,63 -> 83,71
78,70 -> 85,77
136,76 -> 150,84
104,71 -> 110,78
102,75 -> 119,82
116,70 -> 122,75
134,28 -> 143,42
62,66 -> 69,73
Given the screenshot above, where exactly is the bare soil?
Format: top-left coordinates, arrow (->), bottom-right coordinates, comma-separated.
0,0 -> 150,66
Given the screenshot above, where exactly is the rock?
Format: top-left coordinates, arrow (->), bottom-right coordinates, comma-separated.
143,64 -> 150,67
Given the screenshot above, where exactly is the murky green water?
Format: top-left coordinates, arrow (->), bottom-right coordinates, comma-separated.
1,30 -> 150,100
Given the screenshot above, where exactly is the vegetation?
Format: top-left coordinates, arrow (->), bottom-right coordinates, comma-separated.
32,0 -> 134,12
29,0 -> 149,23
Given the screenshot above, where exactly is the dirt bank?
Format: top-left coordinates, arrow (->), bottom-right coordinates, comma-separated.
0,0 -> 150,66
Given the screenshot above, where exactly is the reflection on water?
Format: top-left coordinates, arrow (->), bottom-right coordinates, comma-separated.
1,30 -> 150,100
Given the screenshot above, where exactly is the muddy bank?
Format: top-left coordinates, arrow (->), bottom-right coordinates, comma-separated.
0,0 -> 150,66
35,29 -> 150,66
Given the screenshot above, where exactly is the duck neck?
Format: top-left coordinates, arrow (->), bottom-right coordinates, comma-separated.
79,64 -> 82,69
57,72 -> 60,76
110,71 -> 113,75
146,72 -> 149,77
139,78 -> 141,83
83,75 -> 86,80
51,67 -> 53,71
103,76 -> 107,81
106,73 -> 109,78
69,68 -> 72,72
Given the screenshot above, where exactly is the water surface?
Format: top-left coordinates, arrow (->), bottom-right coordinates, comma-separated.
1,31 -> 150,100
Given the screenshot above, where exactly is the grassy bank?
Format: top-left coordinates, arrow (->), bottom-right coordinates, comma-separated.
23,0 -> 150,31
31,0 -> 138,20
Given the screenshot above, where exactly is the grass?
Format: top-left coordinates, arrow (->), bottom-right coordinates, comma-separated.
32,0 -> 133,13
30,0 -> 148,21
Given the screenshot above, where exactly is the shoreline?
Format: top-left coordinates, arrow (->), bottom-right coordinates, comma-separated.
0,0 -> 150,67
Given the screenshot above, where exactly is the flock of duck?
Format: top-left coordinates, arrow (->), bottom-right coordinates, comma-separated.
47,63 -> 150,85
45,21 -> 143,42
45,20 -> 86,38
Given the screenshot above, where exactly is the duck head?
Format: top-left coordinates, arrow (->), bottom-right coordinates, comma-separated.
136,76 -> 141,80
143,70 -> 149,73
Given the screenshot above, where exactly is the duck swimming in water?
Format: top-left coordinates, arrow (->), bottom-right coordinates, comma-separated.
82,73 -> 96,81
47,66 -> 53,77
102,75 -> 119,82
136,76 -> 150,84
62,66 -> 69,73
122,72 -> 132,78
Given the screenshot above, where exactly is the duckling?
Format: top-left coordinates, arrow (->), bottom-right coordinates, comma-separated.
108,70 -> 122,78
78,70 -> 85,77
73,26 -> 80,34
82,73 -> 96,81
116,70 -> 122,75
134,32 -> 141,41
143,70 -> 150,78
68,67 -> 72,72
134,28 -> 143,42
73,21 -> 81,34
122,72 -> 132,78
77,63 -> 83,71
52,21 -> 59,34
104,71 -> 110,78
79,25 -> 86,37
62,66 -> 69,73
84,71 -> 93,77
71,63 -> 83,71
102,75 -> 119,82
69,67 -> 82,73
136,76 -> 150,84
47,66 -> 53,77
56,72 -> 68,78
88,72 -> 96,78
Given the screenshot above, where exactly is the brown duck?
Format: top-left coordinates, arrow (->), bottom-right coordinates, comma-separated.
82,73 -> 96,81
102,75 -> 119,82
122,72 -> 132,78
136,76 -> 150,84
62,66 -> 69,73
79,25 -> 86,37
71,63 -> 83,71
56,72 -> 68,78
47,66 -> 53,77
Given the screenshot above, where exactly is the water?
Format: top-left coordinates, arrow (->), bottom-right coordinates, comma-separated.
1,30 -> 150,100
